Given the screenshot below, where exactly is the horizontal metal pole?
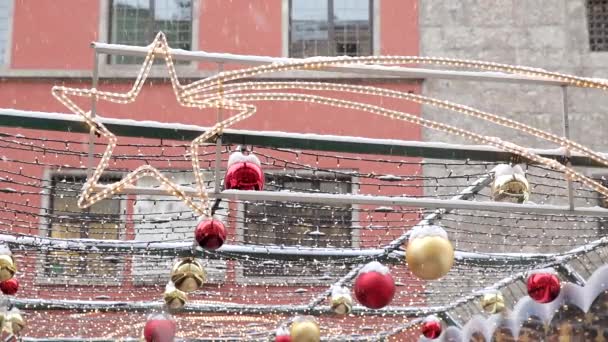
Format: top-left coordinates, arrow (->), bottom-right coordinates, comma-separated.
91,42 -> 568,86
3,108 -> 601,165
88,185 -> 608,217
0,233 -> 550,266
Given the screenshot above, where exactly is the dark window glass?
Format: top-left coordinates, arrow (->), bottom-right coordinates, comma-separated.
46,175 -> 122,278
243,174 -> 352,277
290,0 -> 372,58
586,0 -> 608,51
109,0 -> 192,64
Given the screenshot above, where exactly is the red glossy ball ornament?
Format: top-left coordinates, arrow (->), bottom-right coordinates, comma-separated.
353,261 -> 395,309
224,150 -> 264,191
143,314 -> 176,342
527,272 -> 560,303
195,219 -> 226,250
275,326 -> 292,342
421,316 -> 442,339
0,278 -> 18,295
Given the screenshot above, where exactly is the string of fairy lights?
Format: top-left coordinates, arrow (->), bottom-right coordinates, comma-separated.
3,31 -> 608,339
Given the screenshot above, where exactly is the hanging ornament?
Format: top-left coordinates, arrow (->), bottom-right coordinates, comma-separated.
275,326 -> 292,342
170,258 -> 206,293
527,270 -> 561,303
329,285 -> 352,315
353,261 -> 395,309
143,313 -> 176,342
5,309 -> 24,335
421,315 -> 442,339
0,278 -> 18,296
290,316 -> 320,342
163,282 -> 187,310
406,225 -> 454,280
224,148 -> 265,191
480,290 -> 505,314
491,164 -> 530,203
195,218 -> 227,250
0,253 -> 16,282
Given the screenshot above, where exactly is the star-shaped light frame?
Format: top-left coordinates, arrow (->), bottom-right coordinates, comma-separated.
52,32 -> 255,217
53,31 -> 608,221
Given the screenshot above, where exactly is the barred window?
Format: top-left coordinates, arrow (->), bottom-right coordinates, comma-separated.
289,0 -> 373,58
242,173 -> 353,278
587,0 -> 608,51
109,0 -> 193,64
45,175 -> 123,280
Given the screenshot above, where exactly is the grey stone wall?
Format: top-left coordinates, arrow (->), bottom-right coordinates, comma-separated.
418,0 -> 608,322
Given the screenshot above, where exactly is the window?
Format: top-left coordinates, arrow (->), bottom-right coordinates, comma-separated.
0,1 -> 11,65
109,0 -> 193,64
241,173 -> 354,278
587,0 -> 608,51
289,0 -> 373,58
44,174 -> 123,280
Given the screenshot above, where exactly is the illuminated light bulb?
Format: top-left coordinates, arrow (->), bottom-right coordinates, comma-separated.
170,258 -> 206,293
195,218 -> 227,250
406,225 -> 454,280
224,148 -> 265,191
491,164 -> 530,203
163,282 -> 187,310
0,278 -> 18,295
143,313 -> 176,342
353,261 -> 395,309
290,316 -> 320,342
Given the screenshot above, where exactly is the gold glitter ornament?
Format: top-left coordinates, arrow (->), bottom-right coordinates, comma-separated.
170,258 -> 206,293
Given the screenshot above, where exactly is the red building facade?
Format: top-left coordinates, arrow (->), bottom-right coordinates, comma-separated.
0,0 -> 425,340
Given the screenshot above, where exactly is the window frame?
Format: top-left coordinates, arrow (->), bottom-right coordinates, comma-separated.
234,169 -> 360,285
286,0 -> 376,58
36,168 -> 127,286
0,0 -> 14,68
586,0 -> 608,52
97,0 -> 200,77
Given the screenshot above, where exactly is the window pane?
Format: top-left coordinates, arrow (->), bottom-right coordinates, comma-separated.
109,0 -> 193,64
587,0 -> 608,51
47,175 -> 122,279
0,1 -> 9,65
243,175 -> 352,277
290,0 -> 330,58
334,0 -> 372,56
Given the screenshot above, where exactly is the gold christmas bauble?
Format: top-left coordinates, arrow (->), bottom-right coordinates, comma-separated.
0,255 -> 16,282
170,258 -> 206,293
163,287 -> 187,310
481,291 -> 505,314
6,312 -> 24,335
406,236 -> 454,280
290,318 -> 320,342
491,165 -> 530,203
330,295 -> 352,315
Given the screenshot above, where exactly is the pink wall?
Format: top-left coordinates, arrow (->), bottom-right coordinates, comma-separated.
2,0 -> 423,339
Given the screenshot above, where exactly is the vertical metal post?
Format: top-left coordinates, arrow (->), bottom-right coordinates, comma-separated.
213,63 -> 224,194
87,52 -> 100,179
561,86 -> 575,210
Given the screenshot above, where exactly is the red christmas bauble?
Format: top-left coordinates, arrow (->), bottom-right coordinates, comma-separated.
224,151 -> 264,191
421,319 -> 442,339
195,219 -> 227,250
0,278 -> 18,295
143,316 -> 176,342
275,335 -> 292,342
527,273 -> 560,303
354,264 -> 395,309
